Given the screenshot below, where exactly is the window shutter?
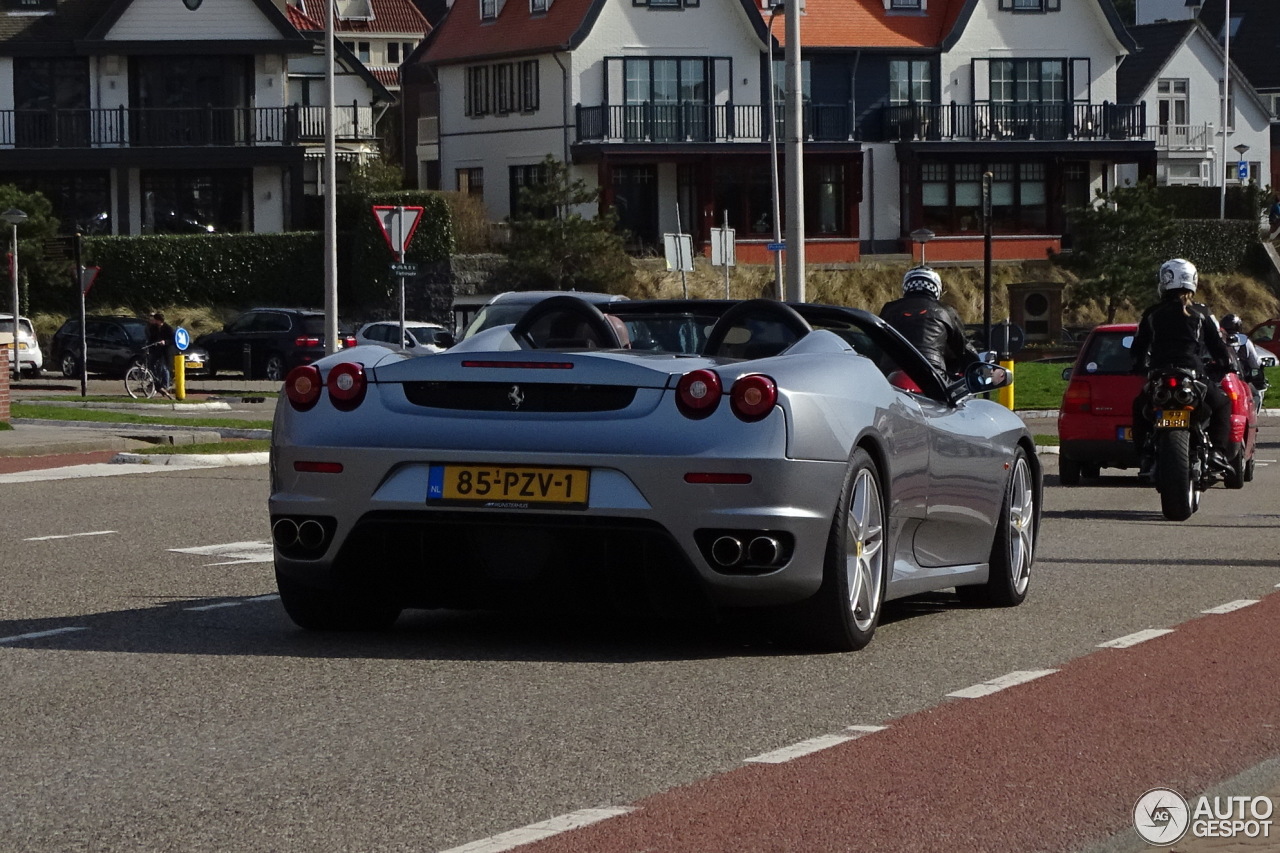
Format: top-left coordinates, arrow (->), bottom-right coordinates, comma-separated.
1071,57 -> 1090,104
972,58 -> 990,104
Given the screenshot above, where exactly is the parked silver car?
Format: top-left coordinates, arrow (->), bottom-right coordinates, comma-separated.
354,320 -> 453,353
270,297 -> 1040,651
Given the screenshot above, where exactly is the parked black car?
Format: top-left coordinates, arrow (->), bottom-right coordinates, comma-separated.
196,308 -> 356,381
50,315 -> 210,379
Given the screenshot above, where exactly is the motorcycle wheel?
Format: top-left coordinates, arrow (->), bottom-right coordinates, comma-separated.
1156,430 -> 1197,521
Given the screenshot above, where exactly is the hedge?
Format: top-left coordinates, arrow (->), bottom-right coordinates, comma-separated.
79,190 -> 452,317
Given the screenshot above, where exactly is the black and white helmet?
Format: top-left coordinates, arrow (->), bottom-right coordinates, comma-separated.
902,267 -> 943,300
1158,258 -> 1198,295
1221,313 -> 1243,334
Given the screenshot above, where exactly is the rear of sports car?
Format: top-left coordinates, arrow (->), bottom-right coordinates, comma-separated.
269,346 -> 859,624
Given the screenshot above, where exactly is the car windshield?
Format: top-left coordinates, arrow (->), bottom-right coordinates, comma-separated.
621,314 -> 712,354
464,304 -> 533,338
1078,332 -> 1133,374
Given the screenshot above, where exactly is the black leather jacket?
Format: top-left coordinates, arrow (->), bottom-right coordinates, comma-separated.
880,294 -> 979,376
1130,299 -> 1233,376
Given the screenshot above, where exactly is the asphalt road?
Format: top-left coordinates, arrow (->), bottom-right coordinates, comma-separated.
0,428 -> 1277,852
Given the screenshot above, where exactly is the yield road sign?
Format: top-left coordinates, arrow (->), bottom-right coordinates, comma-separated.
372,205 -> 423,255
79,266 -> 100,295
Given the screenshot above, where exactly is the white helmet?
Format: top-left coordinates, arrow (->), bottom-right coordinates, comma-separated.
902,267 -> 943,300
1158,258 -> 1198,295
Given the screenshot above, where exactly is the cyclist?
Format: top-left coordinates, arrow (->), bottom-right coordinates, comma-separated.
146,312 -> 175,397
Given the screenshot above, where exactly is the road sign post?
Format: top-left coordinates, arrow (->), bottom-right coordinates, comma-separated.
372,205 -> 425,349
172,326 -> 190,400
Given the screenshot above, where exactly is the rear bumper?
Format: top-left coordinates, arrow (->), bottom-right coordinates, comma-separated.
1060,438 -> 1138,469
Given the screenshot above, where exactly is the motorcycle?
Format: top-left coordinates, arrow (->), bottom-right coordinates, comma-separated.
1138,367 -> 1229,521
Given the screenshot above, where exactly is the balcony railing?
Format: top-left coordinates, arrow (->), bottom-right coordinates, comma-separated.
576,101 -> 1149,145
575,102 -> 855,144
1142,123 -> 1213,152
0,105 -> 378,150
879,102 -> 1147,142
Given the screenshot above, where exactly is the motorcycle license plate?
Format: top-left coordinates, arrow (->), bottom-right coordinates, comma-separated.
1117,426 -> 1133,441
1154,409 -> 1191,429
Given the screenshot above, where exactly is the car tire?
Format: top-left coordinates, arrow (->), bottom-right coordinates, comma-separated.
60,351 -> 79,378
1059,456 -> 1081,486
204,364 -> 217,379
1156,430 -> 1196,521
1244,456 -> 1255,483
264,354 -> 286,382
1080,463 -> 1100,479
789,448 -> 888,652
23,366 -> 42,378
275,572 -> 401,632
957,446 -> 1035,607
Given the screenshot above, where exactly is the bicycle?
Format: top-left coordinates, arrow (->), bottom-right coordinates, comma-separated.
123,342 -> 170,399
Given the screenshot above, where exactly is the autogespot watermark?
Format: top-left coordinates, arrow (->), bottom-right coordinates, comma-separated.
1134,787 -> 1274,846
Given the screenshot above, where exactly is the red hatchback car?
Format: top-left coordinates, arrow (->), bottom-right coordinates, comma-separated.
1057,323 -> 1258,486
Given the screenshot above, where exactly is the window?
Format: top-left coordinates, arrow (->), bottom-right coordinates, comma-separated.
481,0 -> 497,19
140,169 -> 251,234
889,59 -> 932,106
810,164 -> 845,234
388,43 -> 401,64
354,42 -> 370,62
990,59 -> 1065,103
465,66 -> 490,116
509,163 -> 550,219
457,167 -> 483,199
495,63 -> 514,113
624,57 -> 710,142
917,161 -> 1049,235
13,57 -> 90,148
633,0 -> 698,8
531,0 -> 547,10
998,0 -> 1060,10
3,0 -> 55,10
887,0 -> 922,9
520,60 -> 539,112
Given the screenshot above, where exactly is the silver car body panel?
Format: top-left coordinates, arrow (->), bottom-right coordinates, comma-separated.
271,303 -> 1038,613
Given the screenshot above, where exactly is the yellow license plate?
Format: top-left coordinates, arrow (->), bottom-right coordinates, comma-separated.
427,464 -> 589,507
184,360 -> 203,369
1155,409 -> 1191,429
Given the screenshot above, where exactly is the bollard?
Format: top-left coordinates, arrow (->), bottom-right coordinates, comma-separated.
995,358 -> 1015,410
172,353 -> 185,400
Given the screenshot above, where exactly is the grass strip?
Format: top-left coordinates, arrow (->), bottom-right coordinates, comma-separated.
12,403 -> 271,430
134,439 -> 272,455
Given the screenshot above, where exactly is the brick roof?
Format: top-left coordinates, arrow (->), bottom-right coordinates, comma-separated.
421,0 -> 600,65
770,0 -> 965,50
296,0 -> 431,35
1197,0 -> 1280,90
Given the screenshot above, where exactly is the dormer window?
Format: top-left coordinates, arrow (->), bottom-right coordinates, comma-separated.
633,0 -> 699,9
531,0 -> 548,12
4,0 -> 55,12
334,0 -> 374,20
886,0 -> 924,11
481,0 -> 497,19
998,0 -> 1060,10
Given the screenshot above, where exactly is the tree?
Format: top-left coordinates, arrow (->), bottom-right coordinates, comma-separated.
347,154 -> 406,195
1052,179 -> 1179,323
0,185 -> 67,313
501,155 -> 634,292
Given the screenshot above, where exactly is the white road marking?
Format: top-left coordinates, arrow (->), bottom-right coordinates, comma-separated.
23,530 -> 116,542
1098,628 -> 1175,649
0,462 -> 216,484
0,627 -> 88,644
1201,599 -> 1258,615
439,807 -> 635,853
169,541 -> 274,565
184,602 -> 241,612
247,594 -> 280,602
946,669 -> 1058,699
745,733 -> 859,764
844,724 -> 889,736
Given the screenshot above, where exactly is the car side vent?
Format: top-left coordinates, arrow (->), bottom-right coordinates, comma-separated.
403,381 -> 637,412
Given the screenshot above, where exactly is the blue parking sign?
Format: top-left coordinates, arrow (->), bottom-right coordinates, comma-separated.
1237,161 -> 1248,182
174,327 -> 190,352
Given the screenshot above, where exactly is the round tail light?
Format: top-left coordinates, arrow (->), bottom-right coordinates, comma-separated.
326,362 -> 367,411
284,365 -> 322,411
730,374 -> 778,421
676,369 -> 722,418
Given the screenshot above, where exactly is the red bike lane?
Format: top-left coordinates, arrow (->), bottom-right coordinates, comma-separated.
479,592 -> 1280,853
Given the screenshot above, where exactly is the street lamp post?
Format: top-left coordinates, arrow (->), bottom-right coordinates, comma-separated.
1,208 -> 28,382
910,227 -> 935,266
766,5 -> 783,300
1219,0 -> 1232,219
783,0 -> 805,302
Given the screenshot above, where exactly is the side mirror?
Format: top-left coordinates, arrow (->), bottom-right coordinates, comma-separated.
1061,366 -> 1073,381
962,360 -> 1012,396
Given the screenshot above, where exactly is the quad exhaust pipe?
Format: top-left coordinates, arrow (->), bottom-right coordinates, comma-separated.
272,517 -> 330,554
709,534 -> 785,569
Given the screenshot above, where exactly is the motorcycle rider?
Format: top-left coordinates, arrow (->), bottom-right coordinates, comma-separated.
879,266 -> 980,377
1220,313 -> 1267,410
1129,258 -> 1235,475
